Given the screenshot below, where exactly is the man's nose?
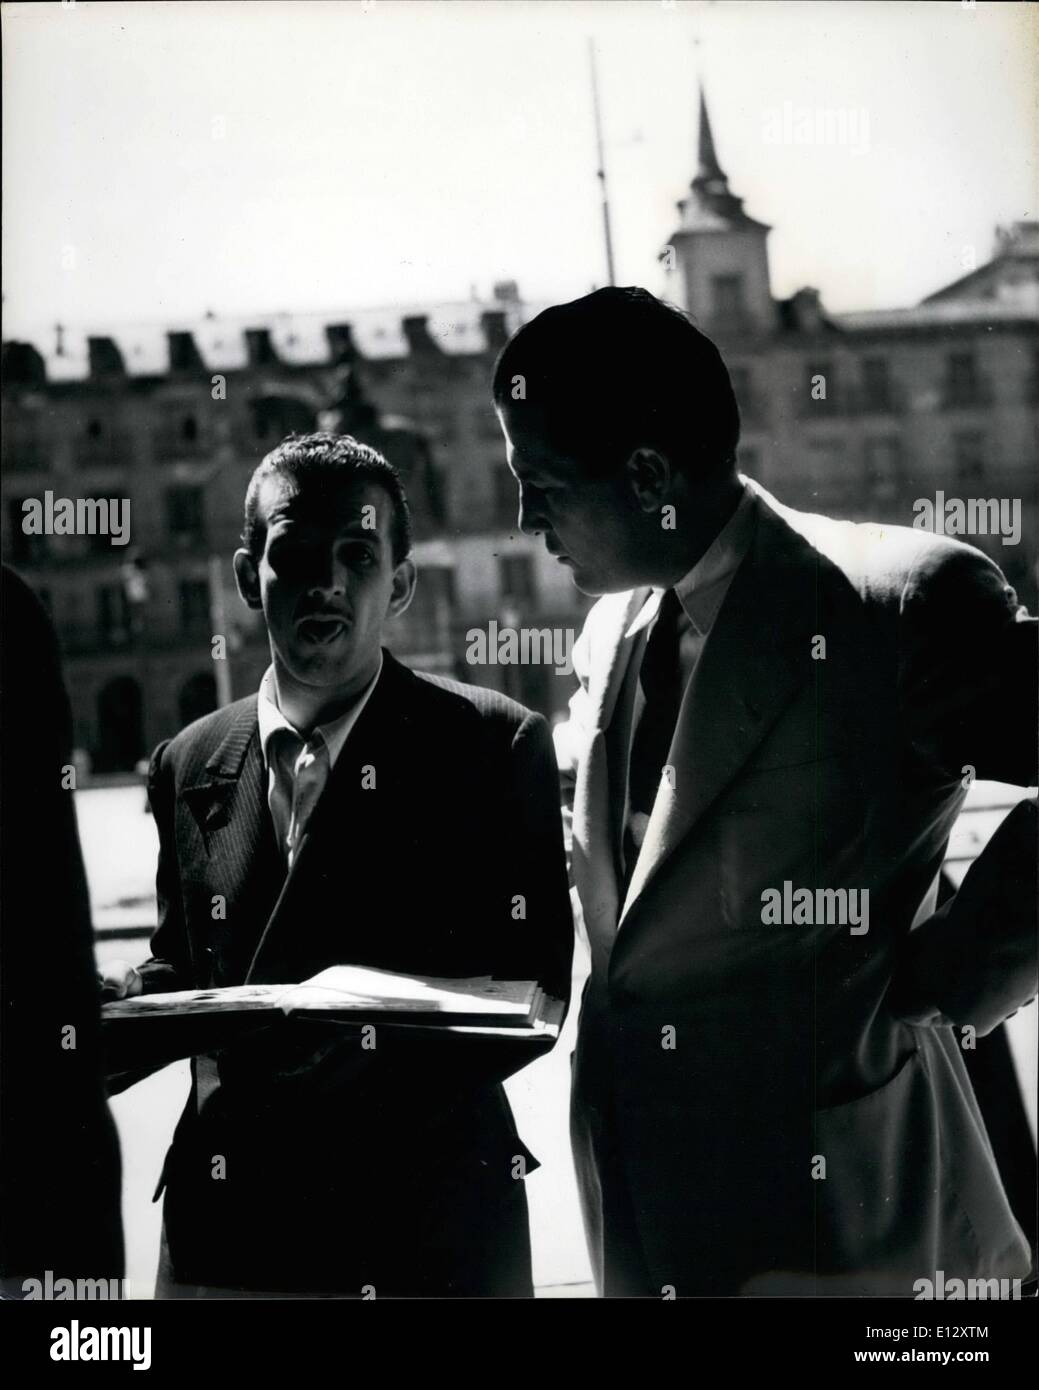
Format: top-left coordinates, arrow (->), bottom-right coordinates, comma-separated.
307,550 -> 347,599
517,485 -> 545,538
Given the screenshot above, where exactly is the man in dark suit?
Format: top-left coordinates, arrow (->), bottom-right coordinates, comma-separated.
493,287 -> 1037,1296
1,566 -> 124,1297
102,432 -> 572,1298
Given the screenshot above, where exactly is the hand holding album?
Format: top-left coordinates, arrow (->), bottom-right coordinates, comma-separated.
102,964 -> 564,1089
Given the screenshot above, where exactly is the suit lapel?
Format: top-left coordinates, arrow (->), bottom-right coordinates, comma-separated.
182,699 -> 274,930
619,494 -> 820,924
570,589 -> 651,961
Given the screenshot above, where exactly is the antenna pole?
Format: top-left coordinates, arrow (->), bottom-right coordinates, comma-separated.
588,38 -> 616,287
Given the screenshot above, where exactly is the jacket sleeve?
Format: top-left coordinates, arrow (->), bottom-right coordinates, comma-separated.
136,739 -> 194,995
889,544 -> 1038,1033
105,740 -> 205,1093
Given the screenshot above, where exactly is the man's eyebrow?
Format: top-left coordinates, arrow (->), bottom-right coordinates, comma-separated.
338,523 -> 383,540
327,524 -> 385,546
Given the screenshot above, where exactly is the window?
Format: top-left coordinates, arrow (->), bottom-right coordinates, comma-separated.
953,432 -> 985,485
165,486 -> 206,546
498,553 -> 537,604
864,438 -> 902,502
178,579 -> 211,634
946,353 -> 980,407
97,585 -> 131,647
861,358 -> 891,412
77,413 -> 128,467
156,402 -> 208,459
712,274 -> 745,325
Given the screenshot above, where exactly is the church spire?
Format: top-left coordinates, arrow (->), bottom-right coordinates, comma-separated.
675,83 -> 769,231
696,84 -> 725,186
662,81 -> 774,332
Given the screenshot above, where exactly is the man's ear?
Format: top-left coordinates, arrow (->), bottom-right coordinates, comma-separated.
233,548 -> 263,610
624,448 -> 673,513
387,557 -> 417,618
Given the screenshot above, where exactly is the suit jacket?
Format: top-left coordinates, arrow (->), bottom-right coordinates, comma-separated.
559,479 -> 1037,1296
137,651 -> 572,1297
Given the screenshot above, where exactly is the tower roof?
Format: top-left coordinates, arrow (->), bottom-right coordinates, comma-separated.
696,85 -> 725,185
673,85 -> 770,236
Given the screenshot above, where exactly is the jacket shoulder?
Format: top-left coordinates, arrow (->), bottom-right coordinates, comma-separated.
754,483 -> 1008,601
413,669 -> 539,736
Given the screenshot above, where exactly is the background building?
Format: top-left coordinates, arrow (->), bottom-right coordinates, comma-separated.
3,94 -> 1036,775
663,93 -> 1038,608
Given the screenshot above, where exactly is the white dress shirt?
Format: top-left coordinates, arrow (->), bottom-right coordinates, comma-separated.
626,479 -> 760,685
621,482 -> 760,854
256,655 -> 383,866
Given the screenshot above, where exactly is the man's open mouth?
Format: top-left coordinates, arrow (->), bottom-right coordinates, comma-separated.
297,615 -> 349,644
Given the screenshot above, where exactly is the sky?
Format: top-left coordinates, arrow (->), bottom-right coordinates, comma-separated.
2,0 -> 1036,347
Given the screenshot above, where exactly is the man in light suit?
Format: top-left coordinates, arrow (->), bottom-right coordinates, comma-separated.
102,432 -> 572,1297
493,287 -> 1037,1296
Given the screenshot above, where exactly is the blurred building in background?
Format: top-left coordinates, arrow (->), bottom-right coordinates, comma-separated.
3,93 -> 1036,774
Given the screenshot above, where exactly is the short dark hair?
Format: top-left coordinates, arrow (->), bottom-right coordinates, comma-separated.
242,432 -> 412,564
492,286 -> 740,479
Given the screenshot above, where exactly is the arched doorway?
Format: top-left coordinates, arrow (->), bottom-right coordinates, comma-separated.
178,671 -> 218,730
95,676 -> 144,773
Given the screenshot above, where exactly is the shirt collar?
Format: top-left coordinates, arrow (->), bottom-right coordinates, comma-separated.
257,651 -> 384,771
626,480 -> 759,640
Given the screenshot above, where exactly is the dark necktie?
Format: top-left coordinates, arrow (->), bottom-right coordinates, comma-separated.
623,588 -> 683,885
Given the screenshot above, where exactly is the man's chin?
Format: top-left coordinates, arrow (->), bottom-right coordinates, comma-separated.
285,640 -> 362,687
569,567 -> 626,598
